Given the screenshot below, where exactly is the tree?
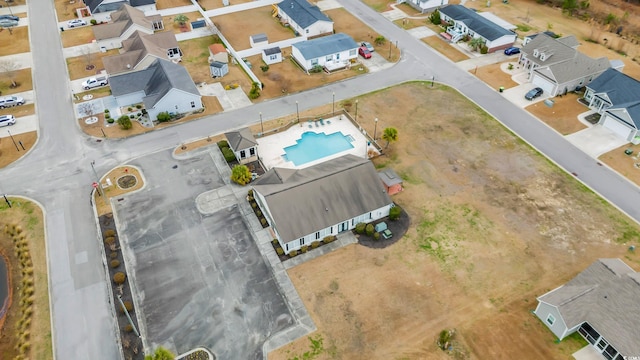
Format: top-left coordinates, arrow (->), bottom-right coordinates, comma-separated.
117,115 -> 132,130
156,111 -> 171,123
382,127 -> 398,149
81,47 -> 95,70
144,346 -> 175,360
562,0 -> 578,15
231,164 -> 251,185
429,9 -> 441,25
174,14 -> 189,27
469,37 -> 485,52
0,60 -> 20,88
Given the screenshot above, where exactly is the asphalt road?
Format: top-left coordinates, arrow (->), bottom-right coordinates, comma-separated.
1,1 -> 640,359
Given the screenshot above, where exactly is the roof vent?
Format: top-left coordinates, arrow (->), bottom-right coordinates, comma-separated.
533,49 -> 539,58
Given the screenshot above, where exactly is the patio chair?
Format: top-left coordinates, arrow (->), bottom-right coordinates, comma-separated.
320,118 -> 325,125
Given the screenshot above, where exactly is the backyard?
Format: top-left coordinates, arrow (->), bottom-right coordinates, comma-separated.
54,0 -> 85,21
0,68 -> 33,95
60,26 -> 95,48
269,82 -> 640,360
66,49 -> 119,80
0,26 -> 30,56
212,6 -> 295,51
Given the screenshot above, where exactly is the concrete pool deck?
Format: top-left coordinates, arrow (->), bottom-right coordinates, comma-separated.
257,115 -> 377,170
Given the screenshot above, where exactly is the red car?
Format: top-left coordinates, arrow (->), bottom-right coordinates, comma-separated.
358,46 -> 372,59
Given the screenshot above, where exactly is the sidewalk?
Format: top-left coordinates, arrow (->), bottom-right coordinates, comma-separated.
0,52 -> 32,69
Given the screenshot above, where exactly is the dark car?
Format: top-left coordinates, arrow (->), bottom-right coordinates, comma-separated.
358,46 -> 372,59
504,47 -> 520,55
524,87 -> 544,100
0,15 -> 19,22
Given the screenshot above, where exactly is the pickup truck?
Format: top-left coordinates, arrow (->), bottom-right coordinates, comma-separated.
81,76 -> 108,90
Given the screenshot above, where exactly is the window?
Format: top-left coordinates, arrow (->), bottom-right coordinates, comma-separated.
305,29 -> 309,34
326,55 -> 333,61
270,55 -> 277,60
349,49 -> 356,56
191,101 -> 196,108
336,53 -> 340,60
240,150 -> 246,158
249,148 -> 255,156
316,232 -> 320,240
311,59 -> 318,66
300,237 -> 305,245
546,314 -> 555,325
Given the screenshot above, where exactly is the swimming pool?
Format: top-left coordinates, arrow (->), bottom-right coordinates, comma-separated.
283,131 -> 354,166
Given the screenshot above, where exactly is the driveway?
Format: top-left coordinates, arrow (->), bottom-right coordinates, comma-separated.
566,125 -> 628,158
501,83 -> 549,108
113,149 -> 294,358
362,51 -> 395,73
573,345 -> 604,360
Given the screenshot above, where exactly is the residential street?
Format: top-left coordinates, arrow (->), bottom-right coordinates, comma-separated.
1,0 -> 640,359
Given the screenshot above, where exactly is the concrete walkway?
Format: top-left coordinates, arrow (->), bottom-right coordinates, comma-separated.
63,43 -> 100,59
0,52 -> 33,69
175,26 -> 214,41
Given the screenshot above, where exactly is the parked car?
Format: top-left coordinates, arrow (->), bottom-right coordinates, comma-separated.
504,47 -> 520,55
0,95 -> 25,108
0,114 -> 16,127
360,42 -> 374,52
524,87 -> 544,100
81,76 -> 109,90
358,46 -> 372,59
0,19 -> 18,28
0,15 -> 19,22
67,19 -> 87,28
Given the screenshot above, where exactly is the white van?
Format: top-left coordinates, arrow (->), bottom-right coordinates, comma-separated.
0,95 -> 25,108
0,114 -> 16,127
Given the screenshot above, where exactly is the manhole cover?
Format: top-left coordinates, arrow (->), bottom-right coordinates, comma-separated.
117,174 -> 137,189
85,116 -> 98,124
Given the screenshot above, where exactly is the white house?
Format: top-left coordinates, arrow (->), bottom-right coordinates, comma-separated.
224,127 -> 258,164
102,30 -> 182,75
401,0 -> 448,13
534,258 -> 640,360
209,61 -> 229,78
92,4 -> 163,50
519,33 -> 610,96
276,0 -> 333,38
252,155 -> 394,254
83,0 -> 156,23
439,5 -> 516,52
583,68 -> 640,142
291,33 -> 359,73
109,58 -> 202,120
262,47 -> 282,65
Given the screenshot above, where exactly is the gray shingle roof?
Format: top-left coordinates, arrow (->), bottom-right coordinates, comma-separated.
278,0 -> 331,29
439,5 -> 513,41
522,33 -> 581,66
225,127 -> 257,151
251,33 -> 268,43
85,0 -> 155,13
264,47 -> 281,56
103,30 -> 179,74
378,168 -> 403,186
92,4 -> 161,40
588,68 -> 640,106
293,33 -> 358,61
538,259 -> 640,356
109,58 -> 198,108
252,155 -> 393,243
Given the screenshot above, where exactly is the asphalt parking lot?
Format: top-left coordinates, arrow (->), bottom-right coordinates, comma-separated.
113,149 -> 293,358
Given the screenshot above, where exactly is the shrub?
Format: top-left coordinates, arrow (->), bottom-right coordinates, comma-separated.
105,113 -> 111,119
117,115 -> 132,130
127,107 -> 133,111
260,218 -> 267,226
251,202 -> 258,209
260,64 -> 269,72
113,272 -> 126,284
104,109 -> 110,113
104,236 -> 115,245
222,147 -> 236,163
365,224 -> 375,236
130,114 -> 135,119
124,325 -> 133,332
374,35 -> 386,45
256,210 -> 262,217
309,65 -> 323,73
389,205 -> 402,221
247,189 -> 254,197
107,118 -> 114,124
135,104 -> 142,109
110,259 -> 120,268
480,45 -> 488,54
429,9 -> 441,25
323,235 -> 336,244
156,111 -> 171,123
104,230 -> 116,237
217,140 -> 229,149
231,164 -> 251,185
289,250 -> 298,257
508,63 -> 514,70
90,19 -> 97,25
122,300 -> 133,312
110,252 -> 118,259
272,239 -> 278,245
355,222 -> 366,234
373,232 -> 380,240
249,82 -> 261,99
276,247 -> 284,255
438,330 -> 452,350
311,241 -> 320,249
301,245 -> 308,253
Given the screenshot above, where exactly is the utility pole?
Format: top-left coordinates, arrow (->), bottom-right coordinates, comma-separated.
90,161 -> 108,206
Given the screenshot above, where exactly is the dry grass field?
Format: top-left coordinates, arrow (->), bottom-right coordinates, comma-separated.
155,0 -> 192,10
0,103 -> 35,118
0,68 -> 33,96
422,36 -> 470,62
0,27 -> 30,55
526,92 -> 589,135
60,26 -> 95,48
66,49 -> 118,80
54,0 -> 84,22
162,12 -> 204,35
212,6 -> 294,51
0,132 -> 37,168
93,166 -> 145,216
472,62 -> 520,90
269,82 -> 640,360
198,0 -> 253,11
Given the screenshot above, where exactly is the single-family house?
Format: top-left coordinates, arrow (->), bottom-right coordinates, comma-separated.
276,0 -> 333,38
250,33 -> 268,48
109,58 -> 202,120
291,33 -> 359,73
583,68 -> 640,142
102,30 -> 182,75
252,154 -> 394,254
518,33 -> 611,96
522,31 -> 558,46
439,5 -> 516,52
208,43 -> 228,64
224,127 -> 258,164
401,0 -> 449,13
263,47 -> 282,65
83,0 -> 156,23
209,61 -> 229,78
92,4 -> 163,51
378,168 -> 403,195
534,258 -> 640,360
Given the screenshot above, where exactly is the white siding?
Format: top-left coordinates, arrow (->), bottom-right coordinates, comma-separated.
115,90 -> 145,107
262,52 -> 282,65
600,113 -> 635,140
147,89 -> 202,120
97,38 -> 123,51
534,301 -> 569,339
292,47 -> 358,72
305,20 -> 333,37
486,34 -> 516,52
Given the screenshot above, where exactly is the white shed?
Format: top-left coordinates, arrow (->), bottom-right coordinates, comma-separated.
210,61 -> 229,78
250,33 -> 268,48
262,47 -> 282,65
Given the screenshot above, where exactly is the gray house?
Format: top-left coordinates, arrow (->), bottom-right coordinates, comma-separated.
109,58 -> 202,120
583,68 -> 640,142
252,155 -> 393,254
102,30 -> 182,75
439,5 -> 516,52
209,61 -> 228,78
276,0 -> 333,38
92,4 -> 163,50
534,258 -> 640,360
291,33 -> 359,73
84,0 -> 156,22
224,127 -> 257,164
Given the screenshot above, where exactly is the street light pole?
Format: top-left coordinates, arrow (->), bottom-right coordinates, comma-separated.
7,130 -> 19,151
259,112 -> 263,134
295,101 -> 299,123
373,118 -> 379,141
332,92 -> 335,116
4,1 -> 14,16
354,99 -> 359,122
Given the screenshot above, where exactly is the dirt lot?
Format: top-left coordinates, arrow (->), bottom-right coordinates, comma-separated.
422,36 -> 469,62
472,62 -> 520,89
269,82 -> 640,360
199,0 -> 252,11
66,49 -> 119,80
0,68 -> 33,96
526,92 -> 588,135
212,6 -> 295,51
600,145 -> 640,188
61,26 -> 95,48
0,27 -> 30,55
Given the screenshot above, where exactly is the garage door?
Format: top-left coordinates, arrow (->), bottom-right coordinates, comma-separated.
602,116 -> 633,140
531,74 -> 555,95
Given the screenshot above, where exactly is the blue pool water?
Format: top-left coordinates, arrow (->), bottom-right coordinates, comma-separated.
283,131 -> 354,166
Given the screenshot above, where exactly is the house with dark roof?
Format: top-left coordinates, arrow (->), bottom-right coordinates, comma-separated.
102,30 -> 182,75
518,33 -> 611,96
439,5 -> 516,52
522,31 -> 558,46
92,4 -> 163,50
291,33 -> 358,73
583,68 -> 640,142
534,258 -> 640,360
108,58 -> 202,120
252,155 -> 394,254
276,0 -> 333,38
83,0 -> 156,23
401,0 -> 448,13
224,127 -> 257,164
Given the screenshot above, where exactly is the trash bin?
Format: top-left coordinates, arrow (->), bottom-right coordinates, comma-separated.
60,27 -> 64,32
499,86 -> 504,93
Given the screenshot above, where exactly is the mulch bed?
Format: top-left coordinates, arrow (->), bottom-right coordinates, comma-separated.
357,208 -> 411,249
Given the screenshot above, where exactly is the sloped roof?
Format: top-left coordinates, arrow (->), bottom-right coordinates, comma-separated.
109,58 -> 199,108
277,0 -> 331,29
607,102 -> 640,129
522,33 -> 581,66
264,47 -> 281,56
588,68 -> 640,106
378,168 -> 403,186
538,258 -> 640,356
103,30 -> 179,74
85,0 -> 156,13
439,5 -> 514,41
225,127 -> 257,151
252,155 -> 393,243
293,33 -> 358,60
251,33 -> 268,43
208,43 -> 226,55
92,4 -> 161,40
538,52 -> 610,84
